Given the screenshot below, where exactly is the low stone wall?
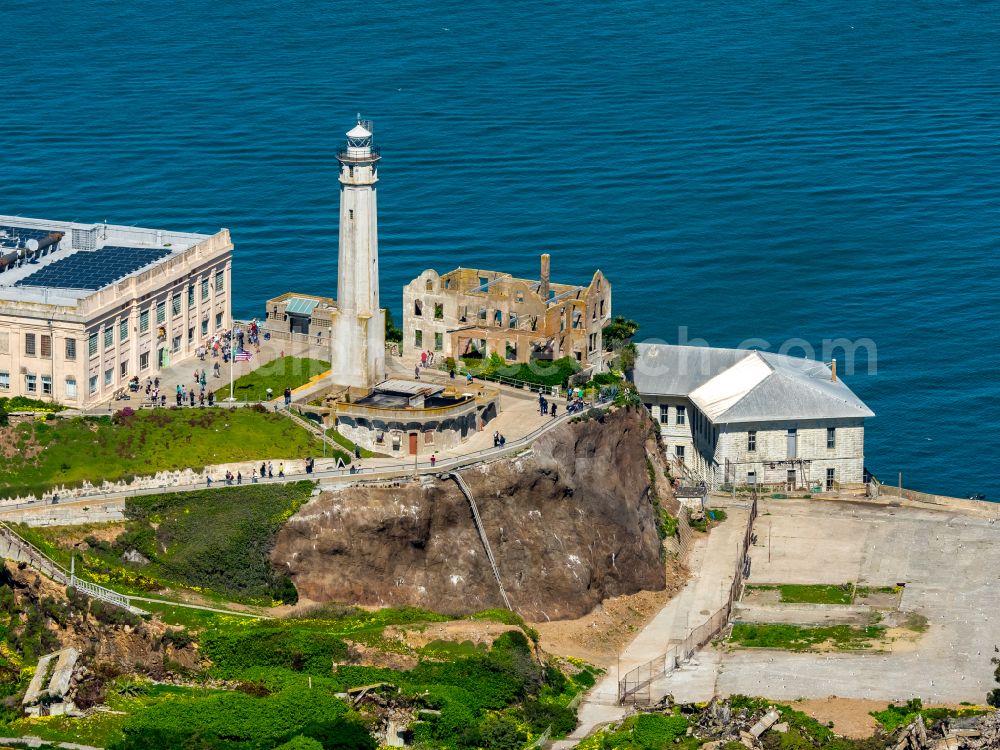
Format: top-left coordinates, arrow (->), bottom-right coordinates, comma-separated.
875,482 -> 995,513
732,602 -> 874,627
0,457 -> 339,510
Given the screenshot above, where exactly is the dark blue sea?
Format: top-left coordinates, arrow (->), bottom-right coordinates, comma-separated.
3,0 -> 998,498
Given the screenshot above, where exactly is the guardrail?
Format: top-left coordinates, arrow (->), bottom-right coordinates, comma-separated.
2,400 -> 614,517
0,521 -> 146,615
335,397 -> 480,421
448,472 -> 513,611
429,363 -> 563,397
617,494 -> 758,704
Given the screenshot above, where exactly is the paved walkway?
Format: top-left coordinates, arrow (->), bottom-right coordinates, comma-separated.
554,504 -> 750,747
1,393 -> 604,526
715,498 -> 1000,704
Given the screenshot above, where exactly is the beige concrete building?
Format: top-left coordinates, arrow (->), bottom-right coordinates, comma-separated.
403,254 -> 611,372
633,343 -> 874,491
0,216 -> 232,408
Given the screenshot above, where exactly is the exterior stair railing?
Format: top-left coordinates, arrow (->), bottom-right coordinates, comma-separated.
447,472 -> 513,611
0,521 -> 146,615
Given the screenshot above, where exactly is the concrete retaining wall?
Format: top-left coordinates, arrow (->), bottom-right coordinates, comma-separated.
733,602 -> 874,626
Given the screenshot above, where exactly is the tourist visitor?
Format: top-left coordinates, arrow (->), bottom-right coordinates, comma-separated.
251,468 -> 258,483
414,364 -> 420,380
354,445 -> 360,459
267,461 -> 274,478
550,402 -> 557,418
237,471 -> 242,485
278,462 -> 284,478
260,461 -> 266,478
284,387 -> 292,407
430,453 -> 436,468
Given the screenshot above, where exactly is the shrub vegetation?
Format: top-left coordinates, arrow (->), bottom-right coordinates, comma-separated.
0,408 -> 324,497
18,482 -> 314,603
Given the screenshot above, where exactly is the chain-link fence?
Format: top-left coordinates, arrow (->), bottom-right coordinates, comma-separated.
618,495 -> 758,704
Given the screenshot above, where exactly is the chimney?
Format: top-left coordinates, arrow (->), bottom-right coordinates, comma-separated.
539,253 -> 551,301
831,358 -> 837,382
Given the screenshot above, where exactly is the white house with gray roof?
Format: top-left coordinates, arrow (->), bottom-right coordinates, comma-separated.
632,343 -> 874,491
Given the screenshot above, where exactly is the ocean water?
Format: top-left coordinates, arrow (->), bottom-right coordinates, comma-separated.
2,0 -> 998,498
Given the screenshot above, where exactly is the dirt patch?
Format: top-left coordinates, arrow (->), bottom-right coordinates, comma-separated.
0,424 -> 40,461
742,587 -> 782,605
48,523 -> 129,547
531,554 -> 689,668
883,626 -> 924,653
855,591 -> 899,609
792,697 -> 885,738
386,620 -> 520,650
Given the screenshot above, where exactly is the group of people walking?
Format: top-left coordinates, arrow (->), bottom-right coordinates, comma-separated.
538,392 -> 557,417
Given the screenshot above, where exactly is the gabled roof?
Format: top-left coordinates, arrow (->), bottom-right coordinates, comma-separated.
634,343 -> 874,424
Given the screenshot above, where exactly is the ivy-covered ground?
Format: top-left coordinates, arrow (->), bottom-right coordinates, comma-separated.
571,696 -> 989,750
13,482 -> 316,604
0,600 -> 598,750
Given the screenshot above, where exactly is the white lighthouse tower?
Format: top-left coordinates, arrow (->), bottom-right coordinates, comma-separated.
329,117 -> 385,389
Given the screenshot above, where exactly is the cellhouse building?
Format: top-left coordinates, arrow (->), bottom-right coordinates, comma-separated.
0,217 -> 233,408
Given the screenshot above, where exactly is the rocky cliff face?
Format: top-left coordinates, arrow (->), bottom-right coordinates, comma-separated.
272,406 -> 670,621
1,561 -> 200,708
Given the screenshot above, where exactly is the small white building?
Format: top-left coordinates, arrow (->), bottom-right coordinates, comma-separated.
632,343 -> 874,492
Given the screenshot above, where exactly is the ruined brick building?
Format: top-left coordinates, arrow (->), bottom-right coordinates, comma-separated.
402,254 -> 611,372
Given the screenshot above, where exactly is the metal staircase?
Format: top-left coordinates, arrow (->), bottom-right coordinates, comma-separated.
447,472 -> 513,611
282,407 -> 347,454
0,522 -> 146,615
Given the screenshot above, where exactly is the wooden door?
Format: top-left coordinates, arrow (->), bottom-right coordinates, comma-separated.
408,432 -> 418,455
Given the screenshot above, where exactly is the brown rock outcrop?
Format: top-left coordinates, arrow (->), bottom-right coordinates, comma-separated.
272,406 -> 670,620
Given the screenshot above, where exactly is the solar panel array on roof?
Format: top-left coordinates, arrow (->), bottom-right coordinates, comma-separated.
15,245 -> 173,291
0,225 -> 57,245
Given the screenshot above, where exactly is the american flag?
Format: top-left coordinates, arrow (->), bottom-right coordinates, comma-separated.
234,350 -> 253,362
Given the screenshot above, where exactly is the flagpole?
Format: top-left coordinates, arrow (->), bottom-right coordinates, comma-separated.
227,324 -> 236,402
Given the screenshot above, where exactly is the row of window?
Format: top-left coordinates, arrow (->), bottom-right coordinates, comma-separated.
744,427 -> 836,452
412,301 -> 445,320
1,372 -> 62,397
647,403 -> 686,425
413,330 -> 444,351
652,404 -> 838,452
87,311 -> 225,359
22,333 -> 78,360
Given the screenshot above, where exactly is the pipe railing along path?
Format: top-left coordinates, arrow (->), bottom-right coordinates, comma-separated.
0,400 -> 612,521
447,472 -> 513,611
0,520 -> 270,620
0,521 -> 147,615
